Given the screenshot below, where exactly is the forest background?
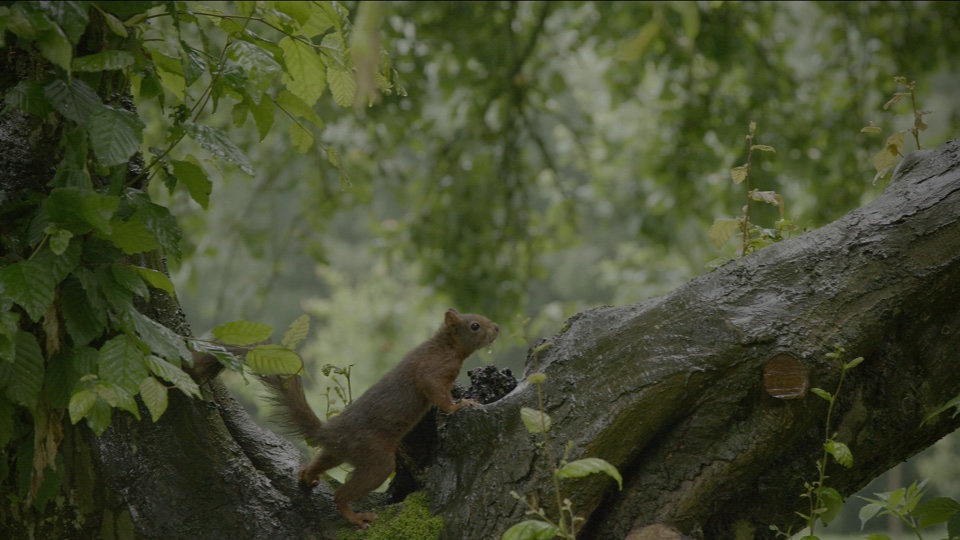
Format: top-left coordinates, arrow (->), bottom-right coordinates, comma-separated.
72,1 -> 960,537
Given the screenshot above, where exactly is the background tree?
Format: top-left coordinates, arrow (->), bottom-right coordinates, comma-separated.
1,1 -> 959,539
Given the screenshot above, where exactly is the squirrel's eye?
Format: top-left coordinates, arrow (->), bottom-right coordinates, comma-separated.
470,322 -> 480,331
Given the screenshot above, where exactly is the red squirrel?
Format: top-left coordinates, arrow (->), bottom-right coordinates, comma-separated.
261,308 -> 499,528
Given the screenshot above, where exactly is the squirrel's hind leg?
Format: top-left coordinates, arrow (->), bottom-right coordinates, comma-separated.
334,451 -> 396,528
299,450 -> 342,487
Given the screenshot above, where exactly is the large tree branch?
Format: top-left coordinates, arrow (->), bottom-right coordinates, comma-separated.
425,140 -> 960,538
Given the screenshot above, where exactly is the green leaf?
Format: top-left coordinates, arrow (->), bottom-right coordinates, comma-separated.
289,122 -> 313,153
60,276 -> 106,347
46,228 -> 73,255
730,164 -> 749,185
281,314 -> 310,349
858,501 -> 884,530
98,335 -> 148,394
122,193 -> 182,262
122,309 -> 191,363
68,389 -> 97,425
816,487 -> 843,526
501,520 -> 560,540
41,1 -> 88,44
179,41 -> 206,86
97,216 -> 160,254
948,511 -> 960,540
709,217 -> 740,249
0,261 -> 56,322
249,94 -> 275,141
190,341 -> 243,372
520,407 -> 551,434
824,440 -> 853,468
133,267 -> 176,295
83,397 -> 112,435
2,80 -> 53,117
279,36 -> 326,106
924,393 -> 960,424
87,106 -> 145,167
0,397 -> 14,446
225,40 -> 281,100
213,321 -> 274,346
913,496 -> 960,528
146,355 -> 200,398
328,67 -> 357,108
276,90 -> 324,128
44,78 -> 102,124
844,356 -> 865,371
97,7 -> 128,37
810,387 -> 832,401
45,187 -> 119,235
556,457 -> 623,490
184,122 -> 254,175
246,345 -> 302,375
139,376 -> 169,421
72,50 -> 135,72
37,24 -> 73,72
170,158 -> 211,209
111,264 -> 148,298
751,144 -> 776,153
97,381 -> 139,420
618,20 -> 660,62
4,331 -> 44,409
44,350 -> 78,408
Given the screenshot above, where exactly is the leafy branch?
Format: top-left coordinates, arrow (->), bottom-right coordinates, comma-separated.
861,76 -> 932,184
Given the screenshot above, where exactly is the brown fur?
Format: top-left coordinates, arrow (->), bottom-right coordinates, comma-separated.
261,308 -> 499,528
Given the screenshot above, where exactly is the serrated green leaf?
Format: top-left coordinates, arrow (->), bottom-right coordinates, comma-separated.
520,407 -> 551,434
43,78 -> 102,124
179,40 -> 205,86
184,122 -> 254,175
249,94 -> 275,141
816,487 -> 843,525
913,496 -> 960,528
190,341 -> 243,372
37,24 -> 73,72
858,501 -> 884,530
169,158 -> 211,209
61,276 -> 106,347
730,164 -> 749,185
4,331 -> 44,409
281,315 -> 310,349
98,335 -> 148,394
213,320 -> 274,346
122,310 -> 191,363
279,36 -> 326,106
97,382 -> 139,420
226,40 -> 281,100
823,441 -> 853,469
749,190 -> 785,216
72,50 -> 135,72
276,90 -> 324,128
0,262 -> 55,322
133,267 -> 175,295
146,355 -> 201,398
328,67 -> 356,108
87,106 -> 144,167
810,387 -> 832,401
111,264 -> 148,298
84,396 -> 112,435
45,187 -> 119,235
289,122 -> 313,153
68,389 -> 97,425
41,1 -> 88,44
33,238 -> 82,284
500,520 -> 560,540
246,345 -> 302,375
556,457 -> 623,490
97,216 -> 160,254
709,218 -> 740,249
3,80 -> 53,117
122,193 -> 182,262
44,351 -> 77,408
948,511 -> 960,539
139,376 -> 169,421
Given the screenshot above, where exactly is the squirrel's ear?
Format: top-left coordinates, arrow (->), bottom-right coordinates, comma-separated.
445,308 -> 460,326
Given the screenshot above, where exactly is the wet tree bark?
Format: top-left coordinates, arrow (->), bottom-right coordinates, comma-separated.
425,140 -> 960,539
3,16 -> 960,536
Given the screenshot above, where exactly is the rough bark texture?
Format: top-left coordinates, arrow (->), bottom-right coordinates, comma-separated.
425,140 -> 960,539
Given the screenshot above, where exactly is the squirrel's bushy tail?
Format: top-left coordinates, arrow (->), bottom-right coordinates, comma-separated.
260,375 -> 325,447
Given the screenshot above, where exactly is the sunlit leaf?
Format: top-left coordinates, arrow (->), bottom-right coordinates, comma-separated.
281,315 -> 310,349
730,165 -> 749,184
328,67 -> 357,108
213,321 -> 274,346
557,457 -> 623,490
279,36 -> 326,106
709,218 -> 741,249
246,345 -> 302,375
520,407 -> 551,434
